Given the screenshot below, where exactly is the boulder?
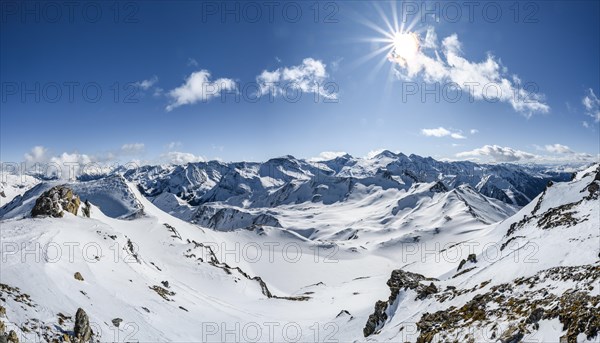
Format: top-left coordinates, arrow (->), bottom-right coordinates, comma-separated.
74,308 -> 92,343
111,318 -> 123,327
31,186 -> 81,218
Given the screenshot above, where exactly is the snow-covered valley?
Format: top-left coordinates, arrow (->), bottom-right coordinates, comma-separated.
0,154 -> 598,342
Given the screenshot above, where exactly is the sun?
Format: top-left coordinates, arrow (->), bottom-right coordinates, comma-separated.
391,31 -> 420,62
353,2 -> 424,77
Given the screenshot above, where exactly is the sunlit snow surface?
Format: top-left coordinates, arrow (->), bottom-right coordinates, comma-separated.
0,161 -> 597,342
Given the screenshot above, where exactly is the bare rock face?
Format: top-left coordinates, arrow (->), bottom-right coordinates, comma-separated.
363,270 -> 438,337
0,331 -> 18,343
74,308 -> 92,343
31,185 -> 81,218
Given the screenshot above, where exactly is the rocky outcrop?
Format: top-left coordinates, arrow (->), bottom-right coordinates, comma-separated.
428,181 -> 448,193
82,200 -> 91,218
31,185 -> 80,218
415,265 -> 600,343
191,206 -> 281,231
74,308 -> 92,343
457,253 -> 478,271
364,270 -> 438,337
0,330 -> 18,343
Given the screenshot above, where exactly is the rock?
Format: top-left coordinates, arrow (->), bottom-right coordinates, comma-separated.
111,318 -> 123,327
161,280 -> 169,288
526,307 -> 544,324
364,270 -> 437,337
336,310 -> 353,320
31,185 -> 81,218
73,308 -> 92,343
416,282 -> 438,300
457,253 -> 478,271
429,181 -> 448,193
74,272 -> 84,281
6,331 -> 17,343
149,285 -> 176,301
82,200 -> 91,218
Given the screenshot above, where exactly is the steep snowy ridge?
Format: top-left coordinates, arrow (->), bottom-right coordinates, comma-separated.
363,164 -> 599,342
0,174 -> 40,207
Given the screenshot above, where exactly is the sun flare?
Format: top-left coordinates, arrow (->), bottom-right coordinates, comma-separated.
392,31 -> 420,61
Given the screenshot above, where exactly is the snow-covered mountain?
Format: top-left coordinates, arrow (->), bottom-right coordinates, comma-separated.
115,153 -> 571,236
0,157 -> 596,342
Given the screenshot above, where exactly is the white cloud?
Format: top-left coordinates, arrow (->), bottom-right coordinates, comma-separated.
257,58 -> 337,100
421,127 -> 466,139
24,146 -> 48,163
121,143 -> 145,155
544,144 -> 574,154
390,28 -> 549,116
166,70 -> 236,111
161,151 -> 204,165
582,88 -> 600,122
470,129 -> 479,135
309,151 -> 348,162
135,76 -> 158,90
422,27 -> 438,49
583,121 -> 590,128
457,145 -> 536,162
23,146 -> 96,180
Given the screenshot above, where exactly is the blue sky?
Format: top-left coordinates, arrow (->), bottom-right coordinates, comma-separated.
1,1 -> 599,165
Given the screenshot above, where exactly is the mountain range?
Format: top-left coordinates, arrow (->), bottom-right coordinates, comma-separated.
0,153 -> 597,342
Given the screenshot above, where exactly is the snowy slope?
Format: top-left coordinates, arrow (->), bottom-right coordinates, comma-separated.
0,161 -> 595,342
0,174 -> 40,207
362,164 -> 600,342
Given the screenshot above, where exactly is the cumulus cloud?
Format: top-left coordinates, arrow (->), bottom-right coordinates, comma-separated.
309,151 -> 348,162
421,127 -> 466,139
582,88 -> 600,122
160,151 -> 204,165
257,58 -> 337,100
456,145 -> 536,162
390,28 -> 549,116
544,144 -> 574,154
24,146 -> 48,163
23,146 -> 96,180
470,129 -> 479,135
166,70 -> 236,111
